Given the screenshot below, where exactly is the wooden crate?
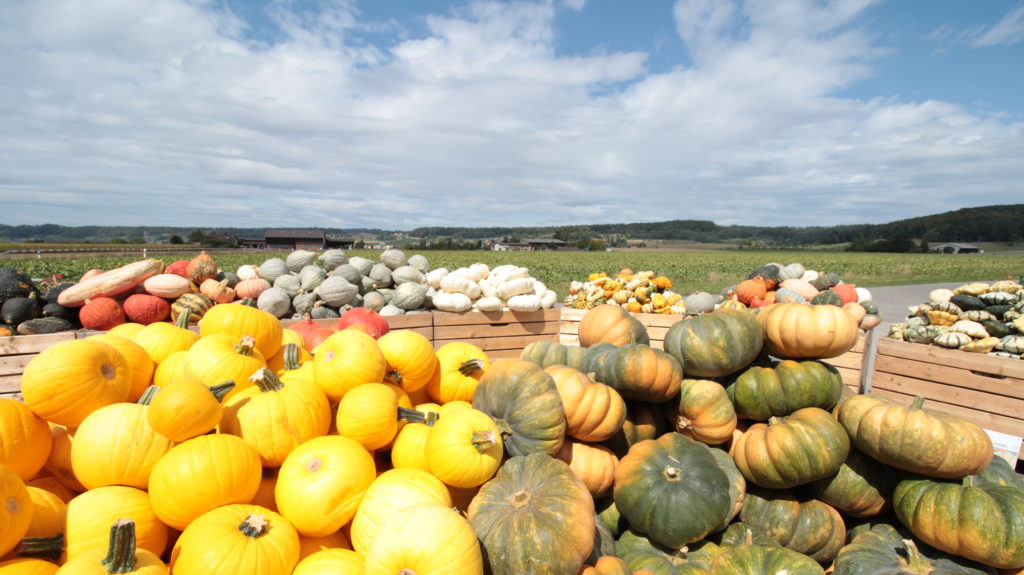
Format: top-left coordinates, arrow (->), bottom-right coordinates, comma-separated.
1,331 -> 86,399
279,313 -> 435,342
433,309 -> 562,360
559,308 -> 681,349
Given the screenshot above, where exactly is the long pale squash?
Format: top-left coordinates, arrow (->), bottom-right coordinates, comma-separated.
57,258 -> 165,306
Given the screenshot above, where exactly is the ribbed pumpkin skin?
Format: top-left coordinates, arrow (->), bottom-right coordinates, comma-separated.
70,402 -> 173,490
430,341 -> 490,403
20,338 -> 132,428
557,439 -> 619,498
731,407 -> 850,489
147,379 -> 232,442
546,365 -> 627,442
726,360 -> 844,421
292,548 -> 364,575
468,453 -> 595,575
22,485 -> 66,541
663,309 -> 764,378
472,359 -> 567,457
425,407 -> 503,488
0,398 -> 52,481
614,433 -> 736,549
312,330 -> 387,403
65,485 -> 168,560
758,303 -> 859,359
614,529 -> 719,574
894,477 -> 1024,569
170,293 -> 213,325
808,448 -> 896,518
579,304 -> 650,347
520,340 -> 586,370
833,523 -> 995,575
349,468 -> 452,555
588,344 -> 684,404
673,379 -> 737,446
363,504 -> 483,575
0,464 -> 32,558
706,544 -> 825,575
171,504 -> 300,575
148,434 -> 262,531
739,487 -> 846,564
0,557 -> 60,574
603,401 -> 670,458
199,302 -> 284,360
835,394 -> 993,479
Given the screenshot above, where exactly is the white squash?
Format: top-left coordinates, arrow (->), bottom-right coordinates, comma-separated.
474,296 -> 504,312
855,287 -> 872,302
479,278 -> 497,298
450,267 -> 482,283
469,263 -> 490,279
440,275 -> 481,299
426,268 -> 449,290
540,290 -> 559,309
506,293 -> 542,312
496,277 -> 535,300
432,292 -> 473,313
236,264 -> 261,281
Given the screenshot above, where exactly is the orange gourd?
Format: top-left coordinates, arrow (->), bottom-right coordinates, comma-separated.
758,303 -> 860,359
556,439 -> 618,498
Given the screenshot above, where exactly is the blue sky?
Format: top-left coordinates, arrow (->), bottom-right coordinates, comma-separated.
1,0 -> 1022,230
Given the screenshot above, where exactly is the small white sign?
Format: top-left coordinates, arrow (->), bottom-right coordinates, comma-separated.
985,428 -> 1023,466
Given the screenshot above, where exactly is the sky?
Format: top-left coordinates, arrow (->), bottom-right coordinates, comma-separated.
1,0 -> 1022,231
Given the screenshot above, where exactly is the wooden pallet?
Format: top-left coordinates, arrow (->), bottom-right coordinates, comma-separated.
433,309 -> 561,360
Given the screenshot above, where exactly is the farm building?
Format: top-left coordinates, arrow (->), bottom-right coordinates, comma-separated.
930,242 -> 983,254
238,229 -> 356,250
492,238 -> 567,251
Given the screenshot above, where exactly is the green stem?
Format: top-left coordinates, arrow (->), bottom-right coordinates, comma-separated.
458,359 -> 486,376
238,514 -> 268,538
398,407 -> 427,424
100,519 -> 138,574
14,534 -> 64,560
910,395 -> 926,410
240,298 -> 257,308
136,385 -> 158,406
282,343 -> 302,372
209,380 -> 236,403
234,335 -> 257,357
174,309 -> 191,329
472,430 -> 498,453
249,368 -> 284,393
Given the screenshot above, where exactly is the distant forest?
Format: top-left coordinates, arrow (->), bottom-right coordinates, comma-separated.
2,204 -> 1022,253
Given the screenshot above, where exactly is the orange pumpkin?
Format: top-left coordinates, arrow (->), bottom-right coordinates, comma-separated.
578,304 -> 649,347
758,303 -> 860,359
0,398 -> 52,481
556,439 -> 618,498
544,365 -> 626,443
0,465 -> 32,558
672,378 -> 738,446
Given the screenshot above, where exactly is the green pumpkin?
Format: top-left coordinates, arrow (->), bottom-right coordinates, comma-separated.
663,309 -> 764,378
596,497 -> 629,539
726,359 -> 844,421
833,523 -> 997,575
893,476 -> 1024,569
982,319 -> 1012,338
613,432 -> 739,549
467,453 -> 595,575
519,340 -> 586,370
585,344 -> 683,403
587,513 -> 618,566
971,456 -> 1024,490
810,290 -> 843,306
615,529 -> 720,575
739,487 -> 847,564
472,358 -> 567,457
706,542 -> 825,575
602,401 -> 671,459
808,448 -> 898,518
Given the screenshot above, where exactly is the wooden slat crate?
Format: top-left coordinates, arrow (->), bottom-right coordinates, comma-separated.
559,308 -> 681,349
433,309 -> 562,360
825,334 -> 869,393
1,331 -> 86,398
279,313 -> 435,342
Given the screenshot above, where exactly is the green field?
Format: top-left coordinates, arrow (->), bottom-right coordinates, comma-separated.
4,248 -> 1022,300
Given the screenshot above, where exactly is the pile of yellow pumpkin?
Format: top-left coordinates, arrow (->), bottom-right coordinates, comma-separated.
564,270 -> 686,314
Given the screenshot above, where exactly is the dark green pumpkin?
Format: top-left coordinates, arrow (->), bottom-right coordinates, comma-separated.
810,290 -> 843,306
1,295 -> 40,325
171,292 -> 213,324
859,300 -> 880,315
726,359 -> 844,421
950,294 -> 986,311
16,317 -> 74,335
706,542 -> 825,575
663,309 -> 764,378
615,529 -> 719,575
472,358 -> 567,457
596,497 -> 629,539
586,344 -> 683,403
739,487 -> 846,564
519,340 -> 586,370
984,304 -> 1013,320
982,319 -> 1012,338
587,513 -> 618,566
808,448 -> 897,518
0,267 -> 36,300
467,453 -> 595,575
833,523 -> 997,575
747,264 -> 782,287
613,432 -> 738,549
602,401 -> 670,458
971,456 -> 1024,490
41,301 -> 77,323
894,476 -> 1024,569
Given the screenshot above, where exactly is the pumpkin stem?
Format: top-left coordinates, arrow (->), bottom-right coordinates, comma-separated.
910,395 -> 926,410
398,407 -> 432,424
173,309 -> 192,329
767,416 -> 781,427
240,298 -> 257,308
509,490 -> 532,509
209,380 -> 237,403
385,369 -> 403,386
898,539 -> 931,571
100,519 -> 138,574
471,430 -> 499,453
282,343 -> 302,372
13,534 -> 65,560
663,466 -> 682,482
136,385 -> 159,406
398,570 -> 418,575
249,368 -> 285,393
234,335 -> 257,357
238,514 -> 269,538
457,359 -> 485,376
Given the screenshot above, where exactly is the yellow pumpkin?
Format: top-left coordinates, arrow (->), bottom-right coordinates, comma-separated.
20,339 -> 131,428
133,312 -> 199,364
312,330 -> 387,402
275,435 -> 376,537
334,382 -> 411,452
58,519 -> 167,574
377,330 -> 439,394
350,468 -> 453,555
0,557 -> 60,574
250,469 -> 278,513
0,465 -> 32,558
69,393 -> 173,490
20,486 -> 66,543
0,398 -> 52,481
390,409 -> 440,472
170,504 -> 298,575
183,334 -> 266,399
199,302 -> 284,361
362,504 -> 483,575
87,334 -> 155,402
146,379 -> 235,443
266,332 -> 312,373
25,476 -> 78,506
106,322 -> 145,340
296,530 -> 351,562
220,367 -> 332,467
292,548 -> 363,575
758,303 -> 860,359
425,407 -> 503,488
147,434 -> 262,531
65,485 -> 168,560
149,350 -> 197,389
429,342 -> 490,404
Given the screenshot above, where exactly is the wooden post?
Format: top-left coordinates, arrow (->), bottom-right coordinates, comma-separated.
858,328 -> 880,394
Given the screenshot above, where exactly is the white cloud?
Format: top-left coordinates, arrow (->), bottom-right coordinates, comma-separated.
0,0 -> 1021,230
972,5 -> 1024,47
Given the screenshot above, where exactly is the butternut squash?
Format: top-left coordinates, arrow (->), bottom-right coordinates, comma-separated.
57,259 -> 165,307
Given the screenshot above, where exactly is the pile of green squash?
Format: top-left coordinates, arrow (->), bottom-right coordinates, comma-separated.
519,303 -> 1024,574
0,266 -> 81,335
